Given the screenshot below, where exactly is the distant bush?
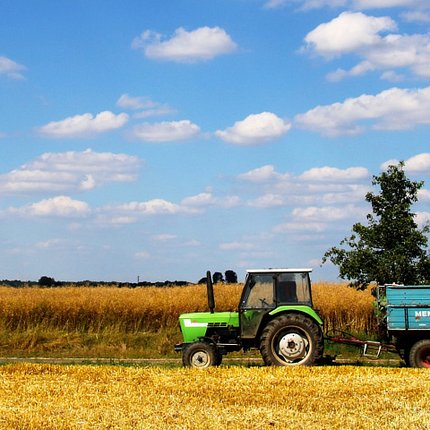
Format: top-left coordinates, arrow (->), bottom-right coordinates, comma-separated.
0,279 -> 191,288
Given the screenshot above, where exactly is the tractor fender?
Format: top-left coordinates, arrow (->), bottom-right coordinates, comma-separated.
268,306 -> 324,327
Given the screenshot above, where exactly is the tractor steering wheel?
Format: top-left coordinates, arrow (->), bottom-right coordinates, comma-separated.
259,298 -> 269,307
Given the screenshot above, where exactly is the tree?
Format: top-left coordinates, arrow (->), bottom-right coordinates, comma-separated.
212,272 -> 224,284
323,162 -> 430,289
38,276 -> 56,287
225,270 -> 238,283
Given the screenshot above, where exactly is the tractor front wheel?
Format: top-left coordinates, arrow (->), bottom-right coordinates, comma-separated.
182,342 -> 218,368
260,314 -> 323,366
409,339 -> 430,368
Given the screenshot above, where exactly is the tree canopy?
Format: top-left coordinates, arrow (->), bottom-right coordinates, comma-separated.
38,276 -> 56,287
323,162 -> 430,289
225,270 -> 238,283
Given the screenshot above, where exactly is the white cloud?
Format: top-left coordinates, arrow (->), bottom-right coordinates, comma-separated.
181,192 -> 241,210
131,120 -> 200,142
117,94 -> 156,110
381,153 -> 430,175
238,165 -> 287,183
264,0 -> 289,8
0,149 -> 140,195
319,185 -> 370,204
79,174 -> 96,191
132,107 -> 176,119
0,56 -> 26,80
273,221 -> 327,233
105,199 -> 199,217
94,191 -> 240,226
272,186 -> 367,233
300,166 -> 370,182
264,0 -> 346,10
237,164 -> 370,208
295,86 -> 430,136
380,70 -> 405,82
181,192 -> 216,207
273,203 -> 366,235
380,158 -> 400,170
401,11 -> 430,23
100,216 -> 138,226
418,189 -> 430,201
249,194 -> 285,208
38,111 -> 128,138
9,196 -> 90,218
304,12 -> 397,57
216,112 -> 291,145
415,211 -> 430,228
117,94 -> 175,118
117,200 -> 186,215
304,12 -> 430,80
326,62 -> 375,82
364,34 -> 430,79
132,26 -> 237,63
292,204 -> 362,222
404,153 -> 430,175
354,0 -> 427,8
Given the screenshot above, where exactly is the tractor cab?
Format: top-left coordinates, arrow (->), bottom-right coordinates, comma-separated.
175,268 -> 324,368
239,269 -> 314,339
240,269 -> 313,308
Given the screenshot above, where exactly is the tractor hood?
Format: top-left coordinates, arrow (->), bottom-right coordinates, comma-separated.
178,311 -> 239,343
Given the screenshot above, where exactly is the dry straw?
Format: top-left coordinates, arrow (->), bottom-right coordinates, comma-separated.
0,363 -> 429,429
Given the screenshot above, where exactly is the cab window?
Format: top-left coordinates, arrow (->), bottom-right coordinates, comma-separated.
277,273 -> 311,305
242,274 -> 275,308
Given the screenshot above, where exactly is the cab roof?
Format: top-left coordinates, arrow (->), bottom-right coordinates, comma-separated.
246,268 -> 312,273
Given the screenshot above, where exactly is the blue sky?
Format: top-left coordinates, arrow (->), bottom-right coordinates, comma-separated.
1,0 -> 430,283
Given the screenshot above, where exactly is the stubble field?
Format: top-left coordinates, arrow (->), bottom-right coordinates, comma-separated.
0,363 -> 429,430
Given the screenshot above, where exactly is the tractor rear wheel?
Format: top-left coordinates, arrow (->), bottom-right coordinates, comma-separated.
409,339 -> 430,368
260,314 -> 323,366
182,342 -> 217,368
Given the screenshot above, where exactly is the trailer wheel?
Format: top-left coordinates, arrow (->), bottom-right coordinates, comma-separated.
260,314 -> 323,366
182,342 -> 217,368
409,339 -> 430,368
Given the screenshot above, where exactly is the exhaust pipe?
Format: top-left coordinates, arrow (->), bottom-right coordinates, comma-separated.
206,270 -> 215,313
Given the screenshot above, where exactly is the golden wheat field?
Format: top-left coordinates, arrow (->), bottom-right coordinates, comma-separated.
0,363 -> 429,430
0,282 -> 375,331
0,282 -> 375,357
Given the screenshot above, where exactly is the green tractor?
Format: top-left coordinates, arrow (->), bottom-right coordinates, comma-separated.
175,268 -> 324,368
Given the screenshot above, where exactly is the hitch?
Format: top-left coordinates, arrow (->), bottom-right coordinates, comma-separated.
326,331 -> 397,359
